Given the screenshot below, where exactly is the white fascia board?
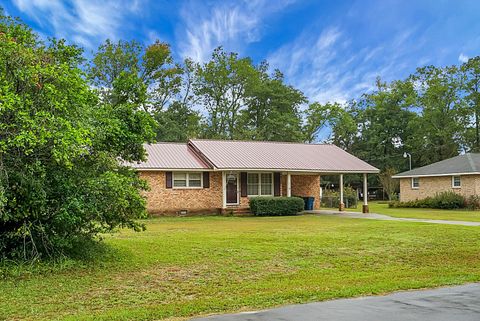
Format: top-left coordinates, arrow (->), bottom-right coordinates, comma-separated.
214,168 -> 379,174
392,172 -> 480,179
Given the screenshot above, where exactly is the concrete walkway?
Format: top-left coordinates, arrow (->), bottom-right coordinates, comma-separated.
305,209 -> 480,226
192,283 -> 480,321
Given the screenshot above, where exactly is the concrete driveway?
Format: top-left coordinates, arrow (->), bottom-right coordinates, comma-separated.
191,283 -> 480,321
306,210 -> 480,226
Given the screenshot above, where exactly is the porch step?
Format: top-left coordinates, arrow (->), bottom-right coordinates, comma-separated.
223,207 -> 252,216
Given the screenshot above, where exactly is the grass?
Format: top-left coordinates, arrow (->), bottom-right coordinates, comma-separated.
333,201 -> 480,222
2,215 -> 480,320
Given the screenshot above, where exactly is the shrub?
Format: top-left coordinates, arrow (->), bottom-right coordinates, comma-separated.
466,195 -> 480,210
389,191 -> 465,209
250,197 -> 305,216
321,186 -> 358,208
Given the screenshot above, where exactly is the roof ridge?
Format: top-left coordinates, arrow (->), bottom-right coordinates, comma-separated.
466,153 -> 477,172
189,139 -> 331,146
146,142 -> 188,145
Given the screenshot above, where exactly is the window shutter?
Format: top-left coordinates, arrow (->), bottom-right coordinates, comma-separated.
240,172 -> 247,197
166,171 -> 173,188
274,172 -> 281,196
203,172 -> 210,188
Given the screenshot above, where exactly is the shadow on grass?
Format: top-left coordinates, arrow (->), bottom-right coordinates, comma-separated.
0,238 -> 131,280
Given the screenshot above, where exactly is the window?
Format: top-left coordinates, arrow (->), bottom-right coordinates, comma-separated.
188,173 -> 202,187
261,173 -> 273,195
173,173 -> 187,187
411,177 -> 419,189
247,173 -> 259,195
247,173 -> 273,196
452,175 -> 461,188
173,172 -> 202,188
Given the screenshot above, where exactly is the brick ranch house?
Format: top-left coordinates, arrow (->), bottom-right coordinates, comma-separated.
131,139 -> 379,215
393,153 -> 480,202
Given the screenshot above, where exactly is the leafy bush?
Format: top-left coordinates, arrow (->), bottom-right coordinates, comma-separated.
0,13 -> 155,260
466,195 -> 480,210
389,191 -> 466,209
320,186 -> 358,208
250,197 -> 305,216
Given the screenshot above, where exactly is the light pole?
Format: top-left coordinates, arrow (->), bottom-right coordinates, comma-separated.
403,152 -> 412,170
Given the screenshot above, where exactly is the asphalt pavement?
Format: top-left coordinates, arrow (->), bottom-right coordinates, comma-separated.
191,283 -> 480,321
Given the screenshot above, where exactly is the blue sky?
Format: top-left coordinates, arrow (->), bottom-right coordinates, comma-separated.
3,0 -> 480,103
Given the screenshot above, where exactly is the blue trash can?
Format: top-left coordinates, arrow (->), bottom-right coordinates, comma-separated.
302,197 -> 315,210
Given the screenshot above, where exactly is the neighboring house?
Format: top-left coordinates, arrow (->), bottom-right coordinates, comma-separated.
130,139 -> 378,215
392,153 -> 480,202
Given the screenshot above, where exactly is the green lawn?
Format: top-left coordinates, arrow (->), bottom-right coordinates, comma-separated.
2,215 -> 480,320
335,202 -> 480,222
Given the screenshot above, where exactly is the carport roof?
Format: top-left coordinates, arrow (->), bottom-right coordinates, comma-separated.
392,153 -> 480,178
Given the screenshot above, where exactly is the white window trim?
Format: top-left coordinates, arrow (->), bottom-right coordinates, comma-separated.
172,172 -> 203,189
452,175 -> 461,189
411,177 -> 419,189
247,172 -> 274,197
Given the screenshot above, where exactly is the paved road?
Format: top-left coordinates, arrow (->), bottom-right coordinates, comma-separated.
307,210 -> 480,226
192,283 -> 480,321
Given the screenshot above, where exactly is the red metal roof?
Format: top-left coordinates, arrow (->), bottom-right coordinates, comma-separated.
130,140 -> 379,173
189,140 -> 378,173
131,143 -> 210,169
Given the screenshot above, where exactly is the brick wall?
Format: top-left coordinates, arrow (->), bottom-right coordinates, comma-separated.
280,174 -> 322,209
399,175 -> 480,202
139,171 -> 222,215
139,171 -> 322,214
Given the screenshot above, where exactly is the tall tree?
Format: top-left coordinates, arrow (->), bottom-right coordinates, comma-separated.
304,102 -> 344,143
0,12 -> 154,259
409,65 -> 466,166
354,78 -> 416,170
461,57 -> 480,152
242,67 -> 306,142
193,47 -> 258,139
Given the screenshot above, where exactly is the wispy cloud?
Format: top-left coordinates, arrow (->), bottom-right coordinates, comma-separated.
12,0 -> 142,48
178,0 -> 295,62
459,53 -> 469,63
269,24 -> 423,104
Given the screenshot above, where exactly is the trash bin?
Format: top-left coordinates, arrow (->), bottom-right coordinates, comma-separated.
302,197 -> 315,210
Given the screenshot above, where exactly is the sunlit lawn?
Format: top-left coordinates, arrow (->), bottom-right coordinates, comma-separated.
332,201 -> 480,222
1,215 -> 480,320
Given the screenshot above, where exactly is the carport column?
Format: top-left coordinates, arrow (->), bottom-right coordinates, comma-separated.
339,174 -> 345,211
287,173 -> 292,197
363,173 -> 369,213
222,171 -> 227,209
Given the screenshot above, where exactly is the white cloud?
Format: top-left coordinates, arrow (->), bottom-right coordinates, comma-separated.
459,53 -> 469,63
12,0 -> 142,48
178,0 -> 295,62
268,25 -> 425,104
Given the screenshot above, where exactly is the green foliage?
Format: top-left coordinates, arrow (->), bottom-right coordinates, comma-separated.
240,67 -> 306,142
389,191 -> 465,209
378,167 -> 399,200
0,12 -> 151,260
321,186 -> 358,208
249,197 -> 304,216
466,195 -> 480,210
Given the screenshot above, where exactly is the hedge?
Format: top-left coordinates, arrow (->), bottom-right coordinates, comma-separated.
249,197 -> 305,216
389,191 -> 465,209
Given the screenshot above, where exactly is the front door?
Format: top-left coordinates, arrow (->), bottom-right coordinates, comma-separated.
226,173 -> 238,204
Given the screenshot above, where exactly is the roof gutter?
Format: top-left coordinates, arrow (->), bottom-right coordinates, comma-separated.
392,172 -> 480,179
